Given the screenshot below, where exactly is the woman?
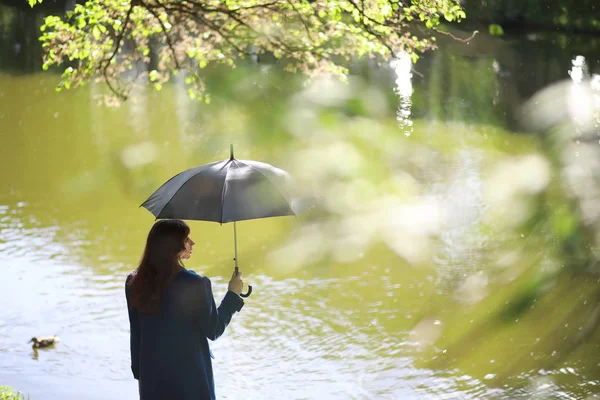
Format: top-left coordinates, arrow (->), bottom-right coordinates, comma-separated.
125,219 -> 245,400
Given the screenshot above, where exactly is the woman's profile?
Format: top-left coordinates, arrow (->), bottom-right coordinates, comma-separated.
125,219 -> 244,400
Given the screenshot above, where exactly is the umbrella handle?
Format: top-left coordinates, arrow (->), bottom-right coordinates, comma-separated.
240,285 -> 253,298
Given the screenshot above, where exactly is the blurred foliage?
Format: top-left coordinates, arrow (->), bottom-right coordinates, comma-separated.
31,0 -> 465,104
488,23 -> 504,36
0,387 -> 27,400
411,56 -> 600,387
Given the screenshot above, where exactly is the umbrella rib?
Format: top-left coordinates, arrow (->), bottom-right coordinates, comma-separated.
236,160 -> 297,216
219,160 -> 234,224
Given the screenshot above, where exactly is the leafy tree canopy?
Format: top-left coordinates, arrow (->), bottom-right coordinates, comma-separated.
29,0 -> 465,103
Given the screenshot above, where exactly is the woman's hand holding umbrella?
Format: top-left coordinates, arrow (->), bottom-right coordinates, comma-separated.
228,268 -> 244,296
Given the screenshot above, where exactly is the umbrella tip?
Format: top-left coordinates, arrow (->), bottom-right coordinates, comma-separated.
230,144 -> 234,160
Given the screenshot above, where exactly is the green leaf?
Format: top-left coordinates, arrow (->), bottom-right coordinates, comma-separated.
381,4 -> 391,16
331,6 -> 341,21
551,207 -> 577,239
92,25 -> 101,40
489,23 -> 504,36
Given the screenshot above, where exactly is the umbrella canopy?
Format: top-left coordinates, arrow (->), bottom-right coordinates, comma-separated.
140,146 -> 313,298
141,148 -> 309,223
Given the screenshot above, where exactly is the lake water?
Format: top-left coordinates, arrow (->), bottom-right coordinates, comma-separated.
1,3 -> 600,399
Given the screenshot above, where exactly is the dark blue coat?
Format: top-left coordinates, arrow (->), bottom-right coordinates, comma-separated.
126,269 -> 244,400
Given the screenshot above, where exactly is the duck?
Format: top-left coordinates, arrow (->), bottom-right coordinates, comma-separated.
29,336 -> 59,348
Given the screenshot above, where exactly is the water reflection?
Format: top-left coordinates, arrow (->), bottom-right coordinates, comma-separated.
0,5 -> 43,73
391,53 -> 413,137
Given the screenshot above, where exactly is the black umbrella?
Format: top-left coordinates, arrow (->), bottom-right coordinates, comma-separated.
140,145 -> 312,297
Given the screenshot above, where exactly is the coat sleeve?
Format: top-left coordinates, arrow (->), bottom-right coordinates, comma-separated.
125,274 -> 141,380
196,277 -> 244,341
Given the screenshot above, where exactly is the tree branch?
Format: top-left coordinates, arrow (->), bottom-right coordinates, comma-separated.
142,0 -> 182,69
346,0 -> 388,28
285,0 -> 314,42
433,28 -> 479,43
101,1 -> 135,100
341,0 -> 399,57
179,0 -> 280,13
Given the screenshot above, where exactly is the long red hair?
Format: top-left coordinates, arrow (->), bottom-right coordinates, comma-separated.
128,219 -> 190,313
